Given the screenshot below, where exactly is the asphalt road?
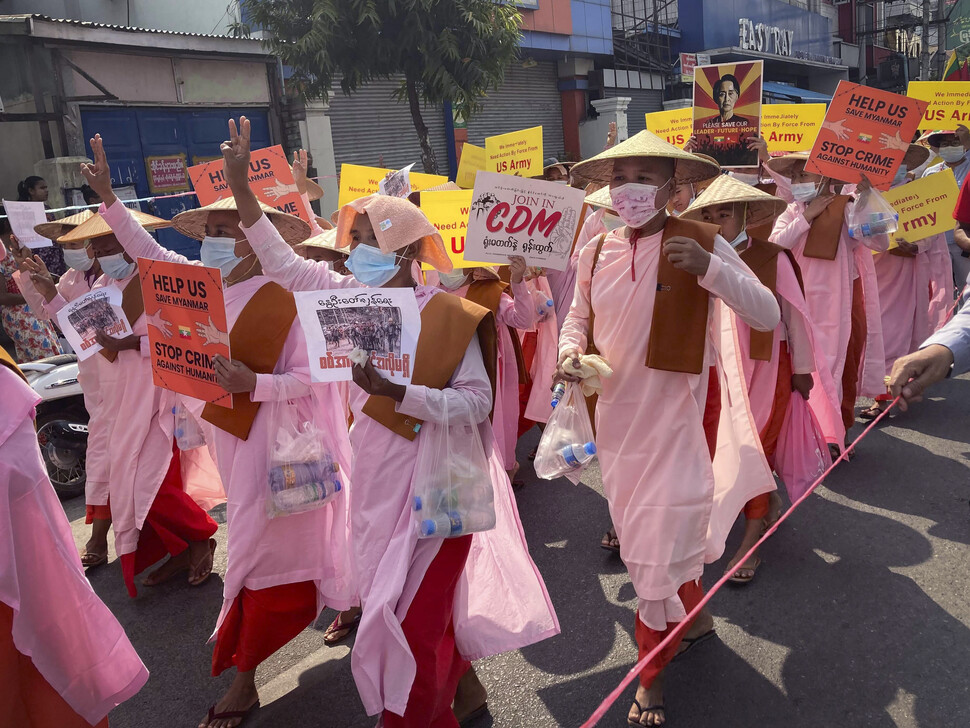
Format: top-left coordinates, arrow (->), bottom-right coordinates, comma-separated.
69,378 -> 970,728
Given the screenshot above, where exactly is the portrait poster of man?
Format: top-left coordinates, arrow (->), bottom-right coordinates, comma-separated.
692,60 -> 764,168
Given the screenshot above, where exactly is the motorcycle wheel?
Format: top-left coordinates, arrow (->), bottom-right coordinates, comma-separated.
36,406 -> 88,500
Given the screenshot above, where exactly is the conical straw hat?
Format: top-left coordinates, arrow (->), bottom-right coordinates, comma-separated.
171,197 -> 310,245
335,194 -> 452,273
35,209 -> 96,241
584,185 -> 615,212
299,227 -> 346,255
681,174 -> 788,228
903,143 -> 930,169
765,151 -> 811,179
306,179 -> 325,201
570,130 -> 721,186
57,208 -> 171,244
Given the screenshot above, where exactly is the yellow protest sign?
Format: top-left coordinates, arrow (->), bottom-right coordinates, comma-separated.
338,163 -> 448,207
907,81 -> 970,129
485,126 -> 543,177
419,190 -> 493,271
761,104 -> 826,152
456,144 -> 486,189
645,108 -> 692,148
883,168 -> 961,243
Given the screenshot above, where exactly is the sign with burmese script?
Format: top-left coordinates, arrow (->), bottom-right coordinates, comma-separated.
807,81 -> 927,190
137,259 -> 232,405
55,286 -> 133,362
294,288 -> 420,385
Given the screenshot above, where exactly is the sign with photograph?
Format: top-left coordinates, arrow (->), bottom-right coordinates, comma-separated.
692,60 -> 763,167
146,154 -> 189,194
807,81 -> 928,190
295,287 -> 421,384
55,286 -> 133,361
484,126 -> 544,177
137,259 -> 232,405
464,172 -> 586,271
1,200 -> 50,249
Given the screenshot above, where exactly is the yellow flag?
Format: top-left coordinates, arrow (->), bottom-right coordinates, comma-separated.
485,126 -> 544,177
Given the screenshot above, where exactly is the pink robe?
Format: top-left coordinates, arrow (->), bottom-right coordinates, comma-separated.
450,279 -> 534,469
101,201 -> 354,635
243,217 -> 560,718
560,227 -> 780,629
0,365 -> 148,725
15,267 -> 111,506
522,275 -> 560,424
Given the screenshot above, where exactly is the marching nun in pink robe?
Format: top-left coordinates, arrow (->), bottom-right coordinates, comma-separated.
0,356 -> 148,727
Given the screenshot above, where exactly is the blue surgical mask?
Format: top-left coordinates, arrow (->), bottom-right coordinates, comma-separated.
939,145 -> 966,164
892,164 -> 909,187
200,236 -> 246,279
345,244 -> 401,287
729,229 -> 748,249
99,252 -> 135,280
63,247 -> 94,272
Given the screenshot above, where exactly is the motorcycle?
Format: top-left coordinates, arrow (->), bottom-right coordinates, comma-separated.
20,353 -> 89,500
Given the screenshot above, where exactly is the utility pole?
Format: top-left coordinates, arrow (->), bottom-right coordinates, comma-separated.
920,0 -> 931,80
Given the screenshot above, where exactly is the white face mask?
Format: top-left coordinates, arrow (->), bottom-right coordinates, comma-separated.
609,181 -> 670,229
729,229 -> 748,248
438,269 -> 468,290
731,172 -> 761,186
63,247 -> 94,272
939,145 -> 966,164
200,236 -> 246,279
791,182 -> 819,203
99,252 -> 136,280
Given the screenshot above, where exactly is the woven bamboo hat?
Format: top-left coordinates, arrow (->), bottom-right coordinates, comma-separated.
305,179 -> 325,201
57,209 -> 171,244
299,227 -> 346,255
35,209 -> 96,241
171,197 -> 310,245
584,185 -> 615,212
765,152 -> 811,178
570,130 -> 721,186
681,174 -> 788,228
335,194 -> 452,273
904,143 -> 930,169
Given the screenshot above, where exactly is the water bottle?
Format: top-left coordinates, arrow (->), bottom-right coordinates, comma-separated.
536,298 -> 554,319
848,212 -> 898,239
269,459 -> 339,493
173,404 -> 205,450
420,508 -> 495,537
272,479 -> 341,511
558,441 -> 596,470
551,381 -> 566,408
413,488 -> 461,513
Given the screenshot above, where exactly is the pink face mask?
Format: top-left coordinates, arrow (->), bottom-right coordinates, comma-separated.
609,181 -> 670,229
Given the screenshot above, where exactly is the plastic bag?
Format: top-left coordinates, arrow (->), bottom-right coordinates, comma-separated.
266,381 -> 343,519
774,394 -> 831,503
534,382 -> 596,484
412,397 -> 495,539
847,186 -> 898,240
173,402 -> 205,450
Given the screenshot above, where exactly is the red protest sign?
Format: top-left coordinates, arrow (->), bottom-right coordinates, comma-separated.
806,81 -> 928,191
187,145 -> 309,222
138,258 -> 232,405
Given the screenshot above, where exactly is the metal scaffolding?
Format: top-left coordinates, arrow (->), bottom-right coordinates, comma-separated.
610,0 -> 679,79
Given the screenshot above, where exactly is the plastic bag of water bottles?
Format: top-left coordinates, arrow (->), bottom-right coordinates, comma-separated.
412,397 -> 495,539
173,401 -> 206,450
534,381 -> 596,484
266,381 -> 343,519
847,185 -> 898,241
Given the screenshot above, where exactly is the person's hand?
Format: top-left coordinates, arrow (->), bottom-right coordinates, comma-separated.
555,348 -> 584,383
683,135 -> 698,153
855,174 -> 873,194
212,355 -> 257,393
791,372 -> 814,400
606,121 -> 617,149
663,237 -> 711,277
803,192 -> 836,221
20,255 -> 57,302
524,266 -> 545,281
291,149 -> 309,195
221,117 -> 252,186
196,316 -> 228,346
508,255 -> 527,284
95,330 -> 139,352
879,131 -> 908,152
822,118 -> 851,141
351,357 -> 407,401
747,134 -> 770,163
9,239 -> 31,268
79,134 -> 117,206
894,236 -> 919,256
889,344 -> 954,411
146,310 -> 173,339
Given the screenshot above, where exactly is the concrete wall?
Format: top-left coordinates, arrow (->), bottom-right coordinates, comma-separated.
3,0 -> 240,35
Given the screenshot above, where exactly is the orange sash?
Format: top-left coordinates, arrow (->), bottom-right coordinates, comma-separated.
804,195 -> 850,261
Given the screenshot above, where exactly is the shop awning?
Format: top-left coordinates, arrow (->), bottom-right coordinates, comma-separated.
762,82 -> 832,103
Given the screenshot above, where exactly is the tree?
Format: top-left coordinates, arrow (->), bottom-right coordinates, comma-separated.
234,0 -> 522,175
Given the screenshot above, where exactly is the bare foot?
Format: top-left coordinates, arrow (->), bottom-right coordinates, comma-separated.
628,672 -> 665,726
199,669 -> 259,728
142,551 -> 189,586
188,538 -> 216,586
453,666 -> 488,724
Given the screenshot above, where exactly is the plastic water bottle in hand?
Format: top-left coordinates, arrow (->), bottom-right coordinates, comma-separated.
536,298 -> 554,320
551,381 -> 566,408
173,403 -> 205,450
848,211 -> 898,239
558,442 -> 596,471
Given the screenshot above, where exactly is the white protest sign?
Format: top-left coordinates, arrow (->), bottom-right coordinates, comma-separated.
463,172 -> 585,271
2,200 -> 51,249
379,163 -> 416,198
294,287 -> 421,384
55,286 -> 133,361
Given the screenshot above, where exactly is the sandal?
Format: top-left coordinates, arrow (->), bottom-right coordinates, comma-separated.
628,698 -> 665,726
205,699 -> 259,727
188,538 -> 217,587
457,701 -> 488,726
728,556 -> 762,584
601,528 -> 620,553
857,403 -> 887,421
323,611 -> 362,646
80,551 -> 108,569
674,628 -> 716,660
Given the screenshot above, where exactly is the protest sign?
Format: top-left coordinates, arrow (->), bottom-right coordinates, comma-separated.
379,163 -> 415,198
188,145 -> 310,222
692,61 -> 763,167
761,104 -> 826,152
906,81 -> 970,129
645,108 -> 692,148
137,259 -> 232,405
807,81 -> 927,190
146,154 -> 190,194
1,200 -> 51,249
338,164 -> 448,207
295,288 -> 420,385
883,168 -> 961,244
485,126 -> 544,177
456,143 -> 486,188
418,190 -> 494,271
464,172 -> 586,271
55,286 -> 132,361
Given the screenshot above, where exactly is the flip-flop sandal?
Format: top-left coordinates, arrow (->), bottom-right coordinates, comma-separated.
457,701 -> 488,726
323,612 -> 362,646
628,698 -> 665,727
728,556 -> 762,584
188,538 -> 217,587
674,628 -> 716,660
205,699 -> 259,727
600,529 -> 621,553
80,552 -> 108,569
